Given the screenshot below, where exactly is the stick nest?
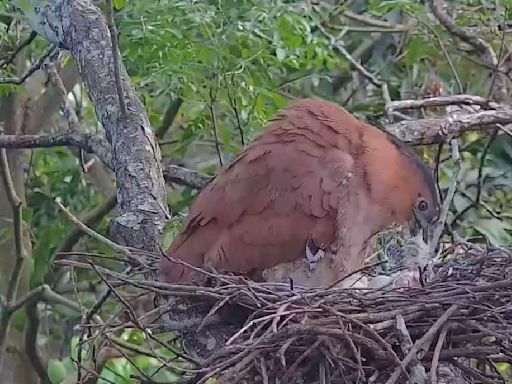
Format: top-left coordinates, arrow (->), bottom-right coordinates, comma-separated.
89,241 -> 512,384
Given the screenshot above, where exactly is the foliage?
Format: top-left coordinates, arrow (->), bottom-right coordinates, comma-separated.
0,0 -> 511,383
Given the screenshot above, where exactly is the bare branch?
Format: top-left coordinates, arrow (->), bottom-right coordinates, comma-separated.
162,163 -> 211,190
24,303 -> 50,384
384,305 -> 459,384
0,132 -> 113,168
155,97 -> 183,140
0,132 -> 209,191
431,140 -> 460,254
0,30 -> 37,69
386,109 -> 512,145
45,59 -> 81,132
0,149 -> 25,369
386,95 -> 502,114
56,194 -> 117,254
430,0 -> 508,102
0,44 -> 56,85
317,24 -> 391,104
55,200 -> 131,258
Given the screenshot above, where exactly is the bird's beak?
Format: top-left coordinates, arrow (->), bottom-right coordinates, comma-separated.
409,208 -> 432,246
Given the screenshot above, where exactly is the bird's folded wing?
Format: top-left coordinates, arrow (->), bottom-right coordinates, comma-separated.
163,136 -> 355,282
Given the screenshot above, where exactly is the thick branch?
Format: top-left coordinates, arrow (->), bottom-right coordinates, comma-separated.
386,109 -> 512,145
386,95 -> 501,113
0,133 -> 209,190
14,0 -> 169,251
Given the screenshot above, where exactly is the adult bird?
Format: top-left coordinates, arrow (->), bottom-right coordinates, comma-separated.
159,98 -> 440,288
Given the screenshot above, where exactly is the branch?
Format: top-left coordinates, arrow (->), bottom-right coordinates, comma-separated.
0,132 -> 113,168
55,194 -> 117,254
384,305 -> 459,384
0,132 -> 209,190
429,0 -> 507,102
386,95 -> 501,114
24,303 -> 50,384
162,163 -> 211,190
0,30 -> 37,69
386,109 -> 512,145
26,58 -> 80,135
55,200 -> 131,258
317,24 -> 391,104
13,0 -> 169,251
0,44 -> 56,84
0,149 -> 25,368
431,140 -> 460,254
155,97 -> 183,140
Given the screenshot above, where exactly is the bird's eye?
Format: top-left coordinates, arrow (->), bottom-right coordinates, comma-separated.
417,199 -> 429,211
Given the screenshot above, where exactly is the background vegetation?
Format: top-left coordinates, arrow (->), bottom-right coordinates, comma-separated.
0,0 -> 510,382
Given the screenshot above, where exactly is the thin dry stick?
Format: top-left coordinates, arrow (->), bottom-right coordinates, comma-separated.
431,139 -> 460,254
55,200 -> 131,258
384,304 -> 459,384
395,314 -> 427,384
430,323 -> 449,384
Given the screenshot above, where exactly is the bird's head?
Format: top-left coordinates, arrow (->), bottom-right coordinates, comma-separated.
364,130 -> 441,254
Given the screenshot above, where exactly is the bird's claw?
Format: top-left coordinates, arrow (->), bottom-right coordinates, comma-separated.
305,242 -> 325,271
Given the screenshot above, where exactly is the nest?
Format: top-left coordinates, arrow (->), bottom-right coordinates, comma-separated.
75,240 -> 512,384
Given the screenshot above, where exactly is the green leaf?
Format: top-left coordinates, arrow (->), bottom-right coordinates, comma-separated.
113,0 -> 125,10
473,219 -> 512,246
48,359 -> 67,384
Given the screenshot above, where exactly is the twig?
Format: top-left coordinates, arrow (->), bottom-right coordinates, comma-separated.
395,315 -> 427,384
208,97 -> 223,166
56,194 -> 117,255
429,0 -> 507,102
55,200 -> 131,258
46,60 -> 81,131
384,304 -> 459,384
430,324 -> 448,384
409,12 -> 463,93
162,163 -> 211,190
155,97 -> 183,140
0,30 -> 37,69
451,130 -> 498,224
105,0 -> 127,117
317,24 -> 391,104
0,44 -> 56,85
342,11 -> 411,31
431,139 -> 460,253
225,75 -> 245,146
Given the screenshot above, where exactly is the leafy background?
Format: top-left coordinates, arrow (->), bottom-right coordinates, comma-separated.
0,0 -> 510,382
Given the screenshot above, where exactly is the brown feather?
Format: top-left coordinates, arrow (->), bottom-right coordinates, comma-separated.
160,98 -> 439,287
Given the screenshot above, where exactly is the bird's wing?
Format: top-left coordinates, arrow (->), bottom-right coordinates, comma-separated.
162,133 -> 355,283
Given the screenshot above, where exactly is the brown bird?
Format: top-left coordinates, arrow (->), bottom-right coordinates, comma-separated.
159,98 -> 440,288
